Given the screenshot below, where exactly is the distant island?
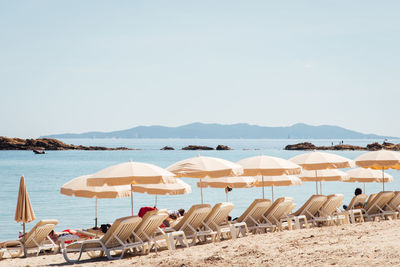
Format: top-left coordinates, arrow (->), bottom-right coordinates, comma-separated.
40,122 -> 397,139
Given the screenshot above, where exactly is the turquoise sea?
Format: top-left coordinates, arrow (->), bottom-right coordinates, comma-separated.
1,138 -> 399,240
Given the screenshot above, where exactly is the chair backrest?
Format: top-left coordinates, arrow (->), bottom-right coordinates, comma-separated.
319,194 -> 344,216
24,219 -> 58,249
365,191 -> 395,215
386,191 -> 400,211
264,197 -> 294,224
366,193 -> 377,206
101,216 -> 142,248
204,202 -> 234,231
293,195 -> 328,219
346,194 -> 367,211
237,199 -> 272,227
134,209 -> 169,242
173,204 -> 212,236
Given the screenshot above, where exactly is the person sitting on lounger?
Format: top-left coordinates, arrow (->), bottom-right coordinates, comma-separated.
343,188 -> 363,210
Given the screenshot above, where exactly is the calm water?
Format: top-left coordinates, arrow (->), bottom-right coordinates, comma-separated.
1,138 -> 399,240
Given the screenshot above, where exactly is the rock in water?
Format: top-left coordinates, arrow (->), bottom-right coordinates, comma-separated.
182,145 -> 214,150
161,146 -> 175,150
216,145 -> 231,150
284,142 -> 316,150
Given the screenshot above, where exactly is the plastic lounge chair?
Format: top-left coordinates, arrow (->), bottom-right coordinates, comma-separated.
62,216 -> 142,263
346,194 -> 368,211
262,197 -> 294,231
363,191 -> 395,221
135,209 -> 188,252
345,194 -> 367,223
366,193 -> 377,206
168,204 -> 212,245
312,194 -> 345,226
384,191 -> 400,218
201,202 -> 235,241
233,199 -> 272,234
0,219 -> 59,258
289,195 -> 328,229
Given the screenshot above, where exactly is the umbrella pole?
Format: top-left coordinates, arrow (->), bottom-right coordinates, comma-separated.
271,185 -> 274,202
95,197 -> 98,228
382,168 -> 385,191
131,184 -> 134,216
226,191 -> 228,202
315,170 -> 318,194
22,222 -> 26,258
155,195 -> 157,207
262,176 -> 265,199
200,178 -> 204,204
320,181 -> 322,195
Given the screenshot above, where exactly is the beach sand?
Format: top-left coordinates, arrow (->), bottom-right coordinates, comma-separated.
1,220 -> 399,266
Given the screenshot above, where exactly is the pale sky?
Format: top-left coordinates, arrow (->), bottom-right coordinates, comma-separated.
1,1 -> 399,138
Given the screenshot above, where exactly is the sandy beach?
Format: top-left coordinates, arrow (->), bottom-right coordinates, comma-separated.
1,219 -> 399,267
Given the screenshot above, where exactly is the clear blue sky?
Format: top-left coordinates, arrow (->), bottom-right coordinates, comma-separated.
1,1 -> 399,138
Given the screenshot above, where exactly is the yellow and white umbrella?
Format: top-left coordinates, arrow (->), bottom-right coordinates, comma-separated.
14,176 -> 36,257
87,161 -> 176,215
254,175 -> 302,201
298,169 -> 348,194
167,155 -> 243,204
197,176 -> 257,201
237,155 -> 302,199
290,151 -> 352,194
131,178 -> 192,207
345,167 -> 394,193
61,174 -> 132,227
355,150 -> 400,191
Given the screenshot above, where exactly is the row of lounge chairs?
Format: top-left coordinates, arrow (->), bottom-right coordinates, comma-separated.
1,191 -> 400,263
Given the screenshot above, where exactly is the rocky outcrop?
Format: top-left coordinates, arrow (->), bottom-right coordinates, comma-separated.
0,137 -> 132,150
216,145 -> 232,150
161,146 -> 175,150
182,145 -> 214,150
284,142 -> 316,150
284,141 -> 400,151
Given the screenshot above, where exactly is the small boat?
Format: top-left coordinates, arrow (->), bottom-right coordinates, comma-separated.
33,149 -> 46,154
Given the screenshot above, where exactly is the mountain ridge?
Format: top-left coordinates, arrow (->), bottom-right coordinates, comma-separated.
40,123 -> 397,139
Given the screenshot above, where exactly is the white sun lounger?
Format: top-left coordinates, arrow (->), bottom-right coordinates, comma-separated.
0,219 -> 59,258
168,204 -> 213,245
289,195 -> 328,229
345,194 -> 367,223
201,202 -> 235,241
135,209 -> 188,252
363,191 -> 395,221
62,216 -> 142,263
233,199 -> 272,234
384,191 -> 400,218
262,197 -> 295,231
311,194 -> 345,226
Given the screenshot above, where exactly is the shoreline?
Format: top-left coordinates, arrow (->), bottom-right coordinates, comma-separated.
1,220 -> 399,266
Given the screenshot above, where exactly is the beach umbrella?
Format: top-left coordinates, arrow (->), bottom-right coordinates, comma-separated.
87,161 -> 176,215
237,155 -> 302,199
167,155 -> 243,204
14,176 -> 36,257
253,175 -> 302,201
197,176 -> 256,202
60,174 -> 132,227
299,169 -> 348,194
290,151 -> 352,194
131,178 -> 192,207
354,150 -> 400,191
345,167 -> 393,193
